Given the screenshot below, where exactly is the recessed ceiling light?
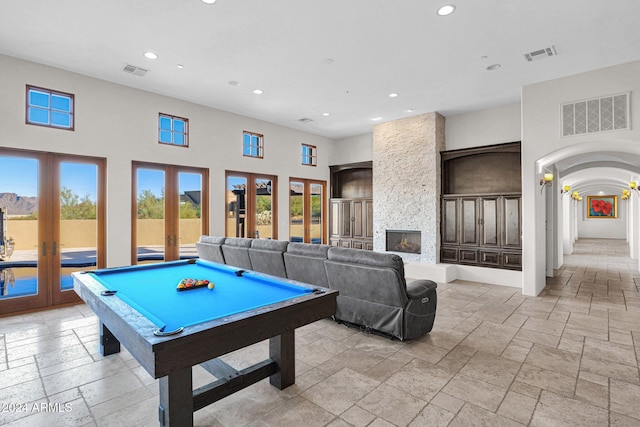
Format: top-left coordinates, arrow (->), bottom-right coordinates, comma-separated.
144,52 -> 158,60
322,112 -> 330,117
486,64 -> 501,71
228,80 -> 239,86
176,64 -> 184,69
253,89 -> 264,94
201,0 -> 216,4
371,116 -> 383,121
389,93 -> 399,98
322,58 -> 334,65
405,109 -> 414,113
437,5 -> 456,16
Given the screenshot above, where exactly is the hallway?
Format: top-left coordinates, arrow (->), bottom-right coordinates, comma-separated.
547,238 -> 640,304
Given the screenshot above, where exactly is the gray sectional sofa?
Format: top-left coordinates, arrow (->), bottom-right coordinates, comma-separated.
195,236 -> 437,340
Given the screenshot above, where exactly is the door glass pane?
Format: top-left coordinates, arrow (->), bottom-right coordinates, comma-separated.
226,176 -> 247,237
137,169 -> 165,263
289,181 -> 304,242
255,178 -> 273,239
59,162 -> 98,291
178,172 -> 202,258
310,183 -> 322,244
0,156 -> 39,300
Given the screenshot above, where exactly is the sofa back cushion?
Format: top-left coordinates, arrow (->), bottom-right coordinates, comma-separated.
221,237 -> 253,269
195,236 -> 226,264
283,243 -> 331,288
248,239 -> 289,278
325,247 -> 409,307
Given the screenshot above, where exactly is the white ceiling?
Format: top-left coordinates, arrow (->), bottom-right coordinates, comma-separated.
2,0 -> 640,140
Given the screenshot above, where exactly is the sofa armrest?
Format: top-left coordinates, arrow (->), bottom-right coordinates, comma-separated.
406,279 -> 437,300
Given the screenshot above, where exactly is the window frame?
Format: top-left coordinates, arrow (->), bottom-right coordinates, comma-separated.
301,143 -> 317,166
243,131 -> 264,159
158,113 -> 189,147
25,85 -> 75,131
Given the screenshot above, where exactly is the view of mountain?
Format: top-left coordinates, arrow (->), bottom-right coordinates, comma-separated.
0,193 -> 38,215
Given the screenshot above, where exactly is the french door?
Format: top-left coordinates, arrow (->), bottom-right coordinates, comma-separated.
289,178 -> 326,244
0,148 -> 105,315
225,171 -> 277,239
132,162 -> 209,264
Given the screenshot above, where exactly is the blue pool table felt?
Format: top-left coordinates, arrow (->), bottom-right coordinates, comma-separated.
90,260 -> 312,331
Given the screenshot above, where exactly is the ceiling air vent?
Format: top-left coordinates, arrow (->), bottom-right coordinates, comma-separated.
298,118 -> 314,124
122,64 -> 149,76
524,46 -> 557,62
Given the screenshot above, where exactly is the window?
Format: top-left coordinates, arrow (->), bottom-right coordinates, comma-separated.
243,131 -> 264,158
26,85 -> 74,130
302,144 -> 317,166
159,114 -> 189,147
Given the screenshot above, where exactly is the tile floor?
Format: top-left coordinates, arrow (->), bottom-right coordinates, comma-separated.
1,238 -> 640,426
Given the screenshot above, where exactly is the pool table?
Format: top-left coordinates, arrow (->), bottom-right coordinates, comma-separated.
72,259 -> 337,427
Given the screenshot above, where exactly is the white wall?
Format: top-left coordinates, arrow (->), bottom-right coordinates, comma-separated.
577,196 -> 626,239
444,103 -> 521,150
0,54 -> 335,267
330,133 -> 372,165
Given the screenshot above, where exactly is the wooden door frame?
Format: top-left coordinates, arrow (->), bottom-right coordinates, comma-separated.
0,148 -> 106,315
131,162 -> 209,265
289,178 -> 327,244
225,171 -> 278,239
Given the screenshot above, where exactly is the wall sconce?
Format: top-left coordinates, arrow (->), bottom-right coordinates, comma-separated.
540,172 -> 553,194
630,182 -> 639,192
571,191 -> 582,201
560,185 -> 571,196
622,189 -> 631,200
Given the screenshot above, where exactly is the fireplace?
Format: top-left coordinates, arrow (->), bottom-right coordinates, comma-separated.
386,230 -> 421,254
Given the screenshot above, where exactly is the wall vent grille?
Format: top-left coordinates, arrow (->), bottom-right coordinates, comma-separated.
122,64 -> 148,76
561,93 -> 630,137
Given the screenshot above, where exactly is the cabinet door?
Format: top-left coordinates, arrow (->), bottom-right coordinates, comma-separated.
365,199 -> 374,239
502,196 -> 522,249
340,200 -> 352,237
352,200 -> 365,239
460,198 -> 478,245
330,200 -> 340,237
442,197 -> 459,245
479,197 -> 500,247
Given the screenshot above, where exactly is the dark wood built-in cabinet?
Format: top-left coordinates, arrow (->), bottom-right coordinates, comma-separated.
440,142 -> 522,270
329,162 -> 373,250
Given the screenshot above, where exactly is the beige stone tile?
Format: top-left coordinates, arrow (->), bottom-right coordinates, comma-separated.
449,403 -> 523,427
575,378 -> 608,409
581,356 -> 640,384
497,391 -> 537,425
436,345 -> 476,372
340,405 -> 376,427
385,358 -> 454,401
319,347 -> 387,375
408,404 -> 456,427
610,379 -> 640,420
95,395 -> 159,427
516,364 -> 576,397
418,328 -> 469,350
246,396 -> 335,427
515,329 -> 561,348
509,380 -> 542,399
611,411 -> 640,426
525,344 -> 580,377
364,351 -> 412,382
302,368 -> 379,416
296,336 -> 351,367
557,336 -> 584,354
530,390 -> 608,427
583,336 -> 637,366
521,317 -> 565,336
367,418 -> 395,427
442,374 -> 508,412
357,383 -> 427,426
503,313 -> 529,328
430,392 -> 465,414
42,356 -> 128,396
458,321 -> 519,355
398,340 -> 449,364
459,351 -> 521,387
89,385 -> 155,420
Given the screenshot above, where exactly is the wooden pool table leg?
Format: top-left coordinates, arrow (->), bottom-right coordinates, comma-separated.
269,329 -> 295,389
99,322 -> 120,356
158,367 -> 194,427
